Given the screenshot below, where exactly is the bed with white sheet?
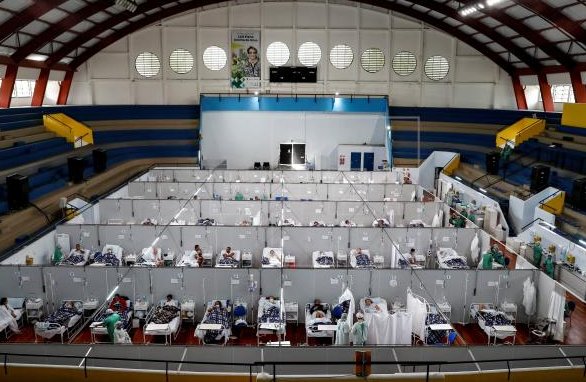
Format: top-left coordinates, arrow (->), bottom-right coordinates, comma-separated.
60,249 -> 90,266
143,301 -> 182,345
340,220 -> 356,227
372,218 -> 391,228
257,297 -> 285,345
278,218 -> 300,227
350,249 -> 372,268
305,303 -> 334,343
262,248 -> 284,268
195,300 -> 232,345
436,248 -> 469,270
91,244 -> 123,266
309,220 -> 326,227
312,251 -> 335,268
470,303 -> 516,345
134,247 -> 162,267
215,250 -> 241,268
177,249 -> 210,267
359,297 -> 394,345
90,297 -> 133,343
0,298 -> 24,338
34,300 -> 83,343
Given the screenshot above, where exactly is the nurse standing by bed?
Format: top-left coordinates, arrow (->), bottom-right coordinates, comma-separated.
351,312 -> 368,346
102,309 -> 121,342
0,298 -> 21,334
335,313 -> 350,345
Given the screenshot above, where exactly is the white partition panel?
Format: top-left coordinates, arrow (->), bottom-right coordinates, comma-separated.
128,225 -> 158,254
128,182 -> 155,198
115,267 -> 152,303
212,200 -> 266,225
213,227 -> 266,258
344,172 -> 372,184
272,183 -> 328,201
212,183 -> 233,200
371,269 -> 411,306
320,171 -> 345,183
132,199 -> 164,225
98,225 -> 132,253
99,199 -> 133,224
231,183 -> 270,200
0,266 -> 44,299
366,185 -> 386,201
56,225 -> 100,252
200,200 -> 223,222
328,184 -> 364,201
349,228 -> 384,257
432,228 -> 459,251
259,269 -> 283,300
181,226 -> 221,255
234,171 -> 272,183
383,201 -> 404,225
385,184 -> 403,201
336,201 -> 375,226
276,171 -> 320,183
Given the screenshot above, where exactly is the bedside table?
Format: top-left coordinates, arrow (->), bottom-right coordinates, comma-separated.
25,299 -> 44,323
83,299 -> 100,319
133,301 -> 149,328
284,302 -> 298,324
181,300 -> 196,325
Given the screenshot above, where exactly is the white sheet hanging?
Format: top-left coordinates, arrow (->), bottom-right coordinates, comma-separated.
547,290 -> 565,342
364,311 -> 391,345
470,234 -> 480,264
339,288 -> 355,328
388,209 -> 395,227
396,312 -> 413,345
431,213 -> 441,228
407,292 -> 426,340
522,278 -> 536,316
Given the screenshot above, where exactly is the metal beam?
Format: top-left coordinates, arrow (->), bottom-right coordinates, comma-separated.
11,2 -> 111,64
399,0 -> 542,71
0,55 -> 71,71
538,73 -> 554,113
31,68 -> 50,107
0,1 -> 68,44
0,65 -> 18,108
511,74 -> 527,110
570,69 -> 586,104
516,64 -> 586,76
57,71 -> 74,105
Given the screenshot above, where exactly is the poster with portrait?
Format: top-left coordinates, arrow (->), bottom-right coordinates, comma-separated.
231,30 -> 261,89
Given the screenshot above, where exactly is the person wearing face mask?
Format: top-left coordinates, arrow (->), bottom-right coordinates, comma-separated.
335,313 -> 350,345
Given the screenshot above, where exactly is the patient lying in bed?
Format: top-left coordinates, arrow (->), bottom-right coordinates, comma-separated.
218,246 -> 238,266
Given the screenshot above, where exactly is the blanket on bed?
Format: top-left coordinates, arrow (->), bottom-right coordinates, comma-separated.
93,252 -> 120,266
398,258 -> 410,269
307,317 -> 333,332
203,308 -> 231,342
356,254 -> 372,267
316,255 -> 334,266
481,311 -> 511,327
425,313 -> 448,344
151,305 -> 180,324
260,305 -> 282,323
44,306 -> 79,326
444,258 -> 469,269
95,308 -> 131,329
196,218 -> 216,226
62,253 -> 85,265
218,257 -> 239,266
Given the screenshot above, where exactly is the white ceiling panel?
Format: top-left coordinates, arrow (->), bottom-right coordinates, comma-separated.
20,21 -> 49,36
494,25 -> 517,38
561,4 -> 586,21
504,5 -> 534,19
523,16 -> 551,30
540,28 -> 570,43
0,0 -> 34,12
87,11 -> 110,23
473,34 -> 492,44
0,10 -> 13,24
442,17 -> 461,27
38,8 -> 69,24
479,17 -> 501,28
70,20 -> 96,33
511,36 -> 532,48
59,0 -> 87,13
545,0 -> 578,7
54,31 -> 77,44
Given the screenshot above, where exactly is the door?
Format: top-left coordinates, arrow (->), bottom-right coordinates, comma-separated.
363,152 -> 374,171
350,152 -> 362,171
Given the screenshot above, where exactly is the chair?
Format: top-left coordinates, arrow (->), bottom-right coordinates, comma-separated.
565,301 -> 576,327
448,331 -> 457,345
253,162 -> 261,170
263,162 -> 270,170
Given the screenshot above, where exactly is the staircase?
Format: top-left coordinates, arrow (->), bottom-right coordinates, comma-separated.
43,113 -> 93,148
496,118 -> 545,149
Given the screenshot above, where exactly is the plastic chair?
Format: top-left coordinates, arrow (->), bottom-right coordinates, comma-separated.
448,331 -> 457,345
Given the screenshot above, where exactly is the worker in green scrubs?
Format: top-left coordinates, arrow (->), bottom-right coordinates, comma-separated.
491,245 -> 506,267
481,251 -> 493,270
544,254 -> 555,279
52,245 -> 63,265
102,309 -> 121,342
533,238 -> 543,268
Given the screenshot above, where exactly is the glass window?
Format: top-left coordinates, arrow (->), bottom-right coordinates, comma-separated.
360,48 -> 385,73
267,42 -> 290,67
12,80 -> 34,98
551,84 -> 575,103
135,52 -> 161,78
424,55 -> 449,81
298,42 -> 321,67
203,46 -> 227,71
169,48 -> 194,74
330,44 -> 353,69
392,51 -> 417,76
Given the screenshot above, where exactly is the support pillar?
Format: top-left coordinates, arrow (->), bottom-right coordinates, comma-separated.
570,69 -> 586,103
538,73 -> 554,112
511,74 -> 528,110
0,64 -> 17,108
31,68 -> 50,107
57,71 -> 74,105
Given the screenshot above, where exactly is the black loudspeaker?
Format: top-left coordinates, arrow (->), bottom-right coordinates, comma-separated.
68,157 -> 86,184
571,178 -> 586,210
530,165 -> 550,193
92,149 -> 107,174
6,174 -> 29,210
485,152 -> 500,175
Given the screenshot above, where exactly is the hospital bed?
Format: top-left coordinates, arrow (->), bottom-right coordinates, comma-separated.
312,251 -> 335,268
177,249 -> 211,267
278,218 -> 300,227
195,300 -> 232,345
350,249 -> 373,268
0,298 -> 25,339
90,297 -> 133,343
34,300 -> 83,343
470,303 -> 516,345
143,300 -> 182,345
91,244 -> 124,266
262,247 -> 284,268
372,218 -> 391,227
305,303 -> 335,344
359,297 -> 396,345
257,297 -> 286,345
131,247 -> 162,267
60,249 -> 90,266
309,220 -> 326,227
196,218 -> 217,226
216,250 -> 241,268
436,248 -> 469,270
340,220 -> 356,227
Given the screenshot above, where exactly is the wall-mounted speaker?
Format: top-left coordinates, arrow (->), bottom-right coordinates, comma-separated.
92,149 -> 107,174
68,157 -> 86,184
6,174 -> 29,210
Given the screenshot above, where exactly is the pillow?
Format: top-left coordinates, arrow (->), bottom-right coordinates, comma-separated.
332,305 -> 344,319
234,305 -> 247,317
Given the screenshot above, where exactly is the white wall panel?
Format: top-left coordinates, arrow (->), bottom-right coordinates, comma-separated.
17,67 -> 40,80
454,83 -> 493,108
297,3 -> 327,29
69,82 -> 93,105
328,4 -> 357,29
455,57 -> 496,83
423,30 -> 453,83
390,82 -> 420,106
360,8 -> 388,29
102,37 -> 128,53
48,70 -> 65,81
456,41 -> 481,56
392,14 -> 421,29
358,30 -> 389,82
131,27 -> 162,80
164,27 -> 197,80
197,28 -> 229,80
422,83 -> 451,107
198,6 -> 228,27
93,80 -> 132,104
390,30 -> 422,82
327,30 -> 359,81
231,3 -> 260,27
263,3 -> 294,28
163,12 -> 197,27
547,72 -> 571,84
165,81 -> 198,104
91,53 -> 130,79
134,81 -> 164,104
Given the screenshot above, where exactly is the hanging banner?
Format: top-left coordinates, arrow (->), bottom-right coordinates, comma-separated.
231,30 -> 261,89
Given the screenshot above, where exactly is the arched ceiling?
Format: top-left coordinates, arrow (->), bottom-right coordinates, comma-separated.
0,0 -> 584,76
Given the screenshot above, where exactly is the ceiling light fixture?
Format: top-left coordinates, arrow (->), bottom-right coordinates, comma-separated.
114,0 -> 138,12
